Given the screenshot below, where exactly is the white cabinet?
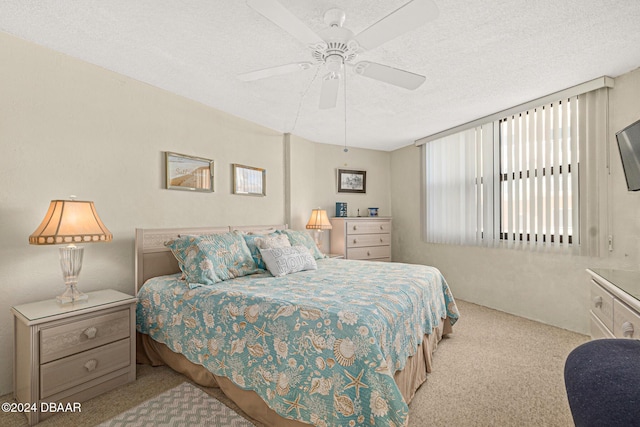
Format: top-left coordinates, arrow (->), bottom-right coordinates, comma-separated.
12,289 -> 137,425
329,217 -> 392,261
587,269 -> 640,340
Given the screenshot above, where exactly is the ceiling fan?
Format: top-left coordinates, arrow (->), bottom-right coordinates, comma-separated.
239,0 -> 439,109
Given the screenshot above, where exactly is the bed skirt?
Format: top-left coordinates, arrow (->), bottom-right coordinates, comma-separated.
137,318 -> 452,426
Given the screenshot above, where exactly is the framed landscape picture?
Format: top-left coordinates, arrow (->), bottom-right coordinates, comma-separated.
165,152 -> 214,192
233,163 -> 266,196
337,169 -> 366,193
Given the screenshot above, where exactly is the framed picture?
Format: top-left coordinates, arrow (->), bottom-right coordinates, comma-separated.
233,164 -> 266,196
337,169 -> 366,193
165,152 -> 214,192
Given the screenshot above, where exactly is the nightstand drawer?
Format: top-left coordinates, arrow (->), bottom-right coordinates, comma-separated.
40,308 -> 130,363
348,245 -> 391,260
347,234 -> 391,248
590,280 -> 614,332
40,338 -> 130,399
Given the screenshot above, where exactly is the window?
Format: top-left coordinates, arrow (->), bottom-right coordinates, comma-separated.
499,97 -> 578,245
421,81 -> 610,254
423,124 -> 497,246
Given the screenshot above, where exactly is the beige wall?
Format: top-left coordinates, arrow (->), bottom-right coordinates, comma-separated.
286,135 -> 392,249
0,32 -> 393,395
390,67 -> 640,335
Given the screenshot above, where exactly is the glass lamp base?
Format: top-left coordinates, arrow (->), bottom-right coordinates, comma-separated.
57,245 -> 88,305
57,284 -> 88,305
313,230 -> 325,254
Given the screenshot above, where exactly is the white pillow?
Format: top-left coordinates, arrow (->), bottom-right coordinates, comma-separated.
255,233 -> 291,249
259,245 -> 317,277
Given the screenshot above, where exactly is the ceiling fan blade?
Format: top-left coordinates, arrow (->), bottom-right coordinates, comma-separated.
247,0 -> 324,46
354,0 -> 439,51
354,61 -> 426,90
238,62 -> 313,81
319,75 -> 340,109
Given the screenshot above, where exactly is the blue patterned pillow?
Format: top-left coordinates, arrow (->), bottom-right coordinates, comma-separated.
243,231 -> 289,270
165,235 -> 222,286
166,231 -> 259,287
282,229 -> 325,259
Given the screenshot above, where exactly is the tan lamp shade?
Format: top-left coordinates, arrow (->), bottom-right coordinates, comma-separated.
305,209 -> 332,230
29,200 -> 112,245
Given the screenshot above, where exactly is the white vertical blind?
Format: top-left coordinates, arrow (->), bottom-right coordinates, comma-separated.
423,85 -> 609,254
578,87 -> 610,256
499,97 -> 578,247
424,125 -> 496,245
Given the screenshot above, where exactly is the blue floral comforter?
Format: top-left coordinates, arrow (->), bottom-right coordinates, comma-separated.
136,258 -> 459,427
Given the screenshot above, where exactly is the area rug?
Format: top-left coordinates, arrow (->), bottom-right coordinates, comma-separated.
97,382 -> 254,427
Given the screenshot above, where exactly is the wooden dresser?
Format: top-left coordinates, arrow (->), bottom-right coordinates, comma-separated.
329,217 -> 392,261
587,268 -> 640,339
12,289 -> 137,425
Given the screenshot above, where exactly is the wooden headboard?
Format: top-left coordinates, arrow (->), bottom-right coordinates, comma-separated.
134,224 -> 287,293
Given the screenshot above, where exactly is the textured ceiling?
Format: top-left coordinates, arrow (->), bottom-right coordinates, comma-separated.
2,1 -> 640,151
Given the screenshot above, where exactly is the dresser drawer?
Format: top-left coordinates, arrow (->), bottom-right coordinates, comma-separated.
40,338 -> 130,399
590,312 -> 614,339
346,221 -> 391,235
348,245 -> 391,260
590,280 -> 614,332
40,308 -> 130,364
347,233 -> 391,248
613,299 -> 640,339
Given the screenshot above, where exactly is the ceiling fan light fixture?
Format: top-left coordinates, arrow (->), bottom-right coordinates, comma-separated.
325,54 -> 344,73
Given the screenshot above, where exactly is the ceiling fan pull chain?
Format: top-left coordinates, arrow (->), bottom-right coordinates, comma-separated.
344,65 -> 349,153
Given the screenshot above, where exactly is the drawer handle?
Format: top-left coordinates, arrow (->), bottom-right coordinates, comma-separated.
380,225 -> 383,230
367,251 -> 371,256
593,296 -> 603,308
380,238 -> 383,243
622,321 -> 634,338
353,226 -> 357,231
353,239 -> 357,244
84,359 -> 98,372
83,326 -> 98,339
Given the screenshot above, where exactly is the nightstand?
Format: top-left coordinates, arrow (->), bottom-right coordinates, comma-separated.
12,289 -> 137,425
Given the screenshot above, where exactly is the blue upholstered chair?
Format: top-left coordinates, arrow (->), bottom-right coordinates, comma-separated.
564,339 -> 640,426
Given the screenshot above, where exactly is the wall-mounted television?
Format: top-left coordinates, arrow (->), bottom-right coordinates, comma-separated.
616,118 -> 640,191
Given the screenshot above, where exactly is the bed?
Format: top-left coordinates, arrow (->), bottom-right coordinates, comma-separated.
135,225 -> 459,427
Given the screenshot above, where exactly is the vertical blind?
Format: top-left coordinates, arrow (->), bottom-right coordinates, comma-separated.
424,123 -> 497,245
423,85 -> 609,254
500,96 -> 579,246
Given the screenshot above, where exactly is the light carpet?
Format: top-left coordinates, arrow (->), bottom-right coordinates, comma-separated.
97,382 -> 253,427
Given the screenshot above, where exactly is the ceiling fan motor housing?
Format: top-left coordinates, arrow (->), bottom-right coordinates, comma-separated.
313,25 -> 359,71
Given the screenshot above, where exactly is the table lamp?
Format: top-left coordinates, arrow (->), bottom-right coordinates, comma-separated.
305,208 -> 332,253
29,198 -> 112,304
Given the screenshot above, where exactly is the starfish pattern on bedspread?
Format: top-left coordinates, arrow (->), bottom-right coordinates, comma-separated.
137,258 -> 459,427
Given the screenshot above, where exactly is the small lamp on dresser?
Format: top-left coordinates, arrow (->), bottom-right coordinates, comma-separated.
29,197 -> 112,304
306,208 -> 332,253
